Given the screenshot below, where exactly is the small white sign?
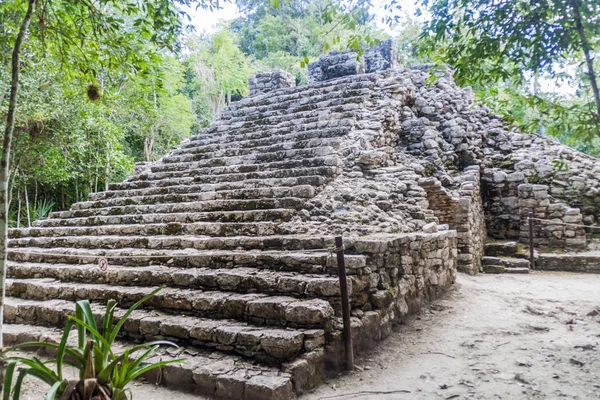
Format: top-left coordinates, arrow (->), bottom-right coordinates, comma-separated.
98,258 -> 109,272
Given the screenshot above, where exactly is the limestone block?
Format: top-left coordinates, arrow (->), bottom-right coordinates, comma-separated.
249,70 -> 296,96
245,375 -> 293,400
364,39 -> 397,73
308,50 -> 364,83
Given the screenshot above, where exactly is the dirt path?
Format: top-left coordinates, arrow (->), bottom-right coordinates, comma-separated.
307,272 -> 600,400
11,272 -> 600,399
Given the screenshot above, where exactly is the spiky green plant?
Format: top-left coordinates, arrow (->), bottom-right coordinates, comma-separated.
1,286 -> 183,399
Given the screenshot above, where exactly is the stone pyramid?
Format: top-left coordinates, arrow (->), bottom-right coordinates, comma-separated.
5,40 -> 600,399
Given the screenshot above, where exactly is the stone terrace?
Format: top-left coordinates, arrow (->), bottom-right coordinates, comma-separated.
6,41 -> 600,399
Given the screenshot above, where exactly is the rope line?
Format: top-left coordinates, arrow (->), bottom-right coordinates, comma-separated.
528,217 -> 600,230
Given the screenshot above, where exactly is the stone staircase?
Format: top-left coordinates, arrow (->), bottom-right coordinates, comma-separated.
4,57 -> 458,399
482,241 -> 531,274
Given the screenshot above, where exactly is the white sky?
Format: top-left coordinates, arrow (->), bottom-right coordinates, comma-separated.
183,0 -> 575,95
184,0 -> 421,34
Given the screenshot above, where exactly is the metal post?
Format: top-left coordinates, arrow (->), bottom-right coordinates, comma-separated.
334,236 -> 354,371
528,212 -> 535,270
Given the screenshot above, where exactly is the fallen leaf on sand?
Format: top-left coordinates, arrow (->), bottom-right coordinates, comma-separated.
524,305 -> 546,316
574,344 -> 596,351
569,358 -> 585,367
514,373 -> 530,384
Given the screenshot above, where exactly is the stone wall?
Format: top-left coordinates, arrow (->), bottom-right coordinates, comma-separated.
419,167 -> 486,274
518,184 -> 586,249
537,253 -> 600,273
249,70 -> 296,96
481,130 -> 600,247
324,230 -> 457,372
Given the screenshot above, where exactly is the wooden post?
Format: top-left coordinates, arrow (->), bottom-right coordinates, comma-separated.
528,212 -> 535,270
334,236 -> 354,371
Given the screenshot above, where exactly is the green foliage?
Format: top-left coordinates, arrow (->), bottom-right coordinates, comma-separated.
422,0 -> 600,142
1,1 -> 201,211
231,0 -> 389,81
183,28 -> 254,128
1,287 -> 182,400
422,0 -> 599,84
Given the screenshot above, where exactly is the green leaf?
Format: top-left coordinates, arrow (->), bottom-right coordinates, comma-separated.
126,358 -> 186,383
2,362 -> 16,400
56,319 -> 74,380
67,316 -> 115,360
11,368 -> 30,400
75,300 -> 97,338
44,381 -> 62,400
108,286 -> 164,345
3,343 -> 84,366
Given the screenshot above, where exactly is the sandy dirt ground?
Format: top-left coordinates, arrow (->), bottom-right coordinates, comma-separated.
308,272 -> 600,400
10,272 -> 600,400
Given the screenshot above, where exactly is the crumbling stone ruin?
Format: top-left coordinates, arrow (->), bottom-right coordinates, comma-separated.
5,40 -> 600,399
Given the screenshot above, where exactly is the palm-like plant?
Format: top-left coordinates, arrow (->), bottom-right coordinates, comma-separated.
1,286 -> 184,400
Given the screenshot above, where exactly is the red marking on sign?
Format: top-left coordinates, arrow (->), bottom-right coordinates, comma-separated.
98,258 -> 109,272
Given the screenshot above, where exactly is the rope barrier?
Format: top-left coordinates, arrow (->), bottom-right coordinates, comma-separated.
529,217 -> 600,230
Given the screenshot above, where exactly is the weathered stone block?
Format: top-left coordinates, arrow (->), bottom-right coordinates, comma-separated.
364,39 -> 397,73
308,50 -> 364,83
249,70 -> 296,96
245,375 -> 293,400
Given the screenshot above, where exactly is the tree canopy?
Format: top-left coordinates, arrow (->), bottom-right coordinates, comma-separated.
422,0 -> 600,141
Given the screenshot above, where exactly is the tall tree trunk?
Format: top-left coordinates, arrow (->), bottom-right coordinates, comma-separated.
0,0 -> 37,348
24,182 -> 30,228
105,145 -> 110,192
572,0 -> 600,126
16,192 -> 21,229
144,88 -> 158,162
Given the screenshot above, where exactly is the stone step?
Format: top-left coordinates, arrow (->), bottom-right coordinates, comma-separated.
482,265 -> 505,274
109,166 -> 339,192
6,262 -> 359,301
155,146 -> 338,173
167,137 -> 344,162
36,209 -> 296,228
6,279 -> 334,328
206,79 -> 374,122
91,176 -> 327,201
2,323 -> 321,398
8,234 -> 392,254
482,265 -> 530,274
482,256 -> 530,269
13,235 -> 344,254
197,109 -> 359,144
536,252 -> 600,273
199,92 -> 366,133
6,247 -> 368,273
3,297 -> 322,364
188,122 -> 354,150
11,221 -> 284,239
175,127 -> 350,157
128,156 -> 344,183
484,241 -> 518,257
221,82 -> 372,118
47,197 -> 307,220
90,185 -> 313,210
505,267 -> 530,274
71,185 -> 315,211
